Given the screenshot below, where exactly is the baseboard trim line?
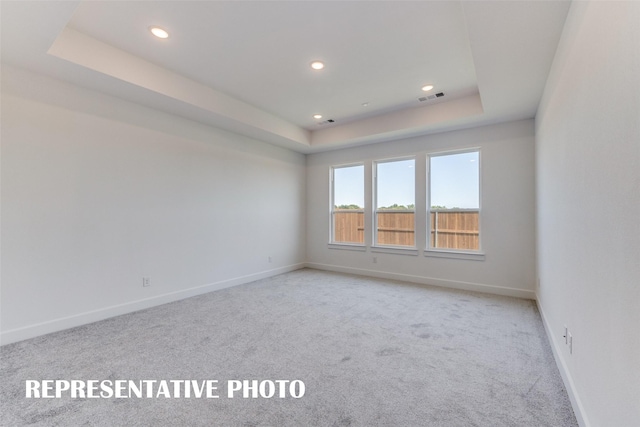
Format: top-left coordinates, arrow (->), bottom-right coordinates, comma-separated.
304,262 -> 535,300
537,298 -> 590,427
0,263 -> 305,346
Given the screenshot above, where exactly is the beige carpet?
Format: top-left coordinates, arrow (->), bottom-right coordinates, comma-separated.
0,268 -> 577,426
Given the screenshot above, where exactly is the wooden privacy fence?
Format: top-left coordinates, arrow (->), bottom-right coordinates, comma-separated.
333,210 -> 365,243
333,210 -> 479,250
429,210 -> 479,250
377,211 -> 415,246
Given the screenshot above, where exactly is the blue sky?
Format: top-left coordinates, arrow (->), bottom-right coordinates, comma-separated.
430,151 -> 479,209
334,165 -> 364,207
376,159 -> 415,207
334,152 -> 479,209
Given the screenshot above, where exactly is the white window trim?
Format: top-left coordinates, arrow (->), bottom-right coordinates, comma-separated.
373,156 -> 417,250
328,243 -> 367,252
327,148 -> 484,260
424,249 -> 485,261
426,148 -> 483,255
371,246 -> 419,256
330,163 -> 365,247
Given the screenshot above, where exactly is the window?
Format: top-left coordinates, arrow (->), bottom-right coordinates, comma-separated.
428,150 -> 480,251
374,158 -> 415,247
331,164 -> 364,244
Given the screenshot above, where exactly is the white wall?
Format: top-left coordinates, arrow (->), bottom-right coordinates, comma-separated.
535,1 -> 640,426
0,66 -> 307,344
307,119 -> 536,298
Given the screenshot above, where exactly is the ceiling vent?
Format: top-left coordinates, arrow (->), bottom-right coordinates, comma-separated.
317,119 -> 335,126
418,92 -> 445,102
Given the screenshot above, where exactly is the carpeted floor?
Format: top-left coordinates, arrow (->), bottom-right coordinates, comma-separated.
0,269 -> 577,426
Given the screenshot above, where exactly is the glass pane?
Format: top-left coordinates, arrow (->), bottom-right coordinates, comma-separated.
376,159 -> 415,246
333,211 -> 364,243
376,159 -> 415,210
429,151 -> 479,250
333,165 -> 364,244
377,211 -> 415,246
334,165 -> 364,209
430,211 -> 479,250
430,151 -> 479,209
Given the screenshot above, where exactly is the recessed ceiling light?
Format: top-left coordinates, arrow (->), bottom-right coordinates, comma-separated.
362,102 -> 370,107
313,114 -> 323,119
310,61 -> 325,70
149,26 -> 169,39
421,84 -> 434,92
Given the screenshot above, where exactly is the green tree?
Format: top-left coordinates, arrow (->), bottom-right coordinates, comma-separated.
379,203 -> 413,210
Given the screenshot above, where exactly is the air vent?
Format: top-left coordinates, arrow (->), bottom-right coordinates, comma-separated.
418,92 -> 445,102
317,119 -> 335,126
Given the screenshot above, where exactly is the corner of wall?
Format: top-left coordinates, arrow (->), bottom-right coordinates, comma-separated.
536,296 -> 590,427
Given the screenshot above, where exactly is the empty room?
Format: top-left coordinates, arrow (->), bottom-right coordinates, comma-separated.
1,1 -> 638,426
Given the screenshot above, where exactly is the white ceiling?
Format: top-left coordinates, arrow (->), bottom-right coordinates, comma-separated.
1,1 -> 571,153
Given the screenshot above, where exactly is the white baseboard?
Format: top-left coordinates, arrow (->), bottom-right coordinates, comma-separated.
305,262 -> 535,300
537,297 -> 590,427
0,263 -> 305,346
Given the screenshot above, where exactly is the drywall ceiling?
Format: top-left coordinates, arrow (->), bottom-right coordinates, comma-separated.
0,1 -> 571,153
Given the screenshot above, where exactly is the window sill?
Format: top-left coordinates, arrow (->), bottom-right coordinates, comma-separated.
328,243 -> 367,252
371,246 -> 419,256
424,249 -> 485,261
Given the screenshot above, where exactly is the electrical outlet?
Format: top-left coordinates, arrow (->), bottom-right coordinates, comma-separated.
568,332 -> 573,354
373,257 -> 377,264
142,277 -> 151,287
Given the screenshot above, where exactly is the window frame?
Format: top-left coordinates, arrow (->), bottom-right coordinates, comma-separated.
372,156 -> 417,251
425,148 -> 484,259
329,163 -> 366,248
